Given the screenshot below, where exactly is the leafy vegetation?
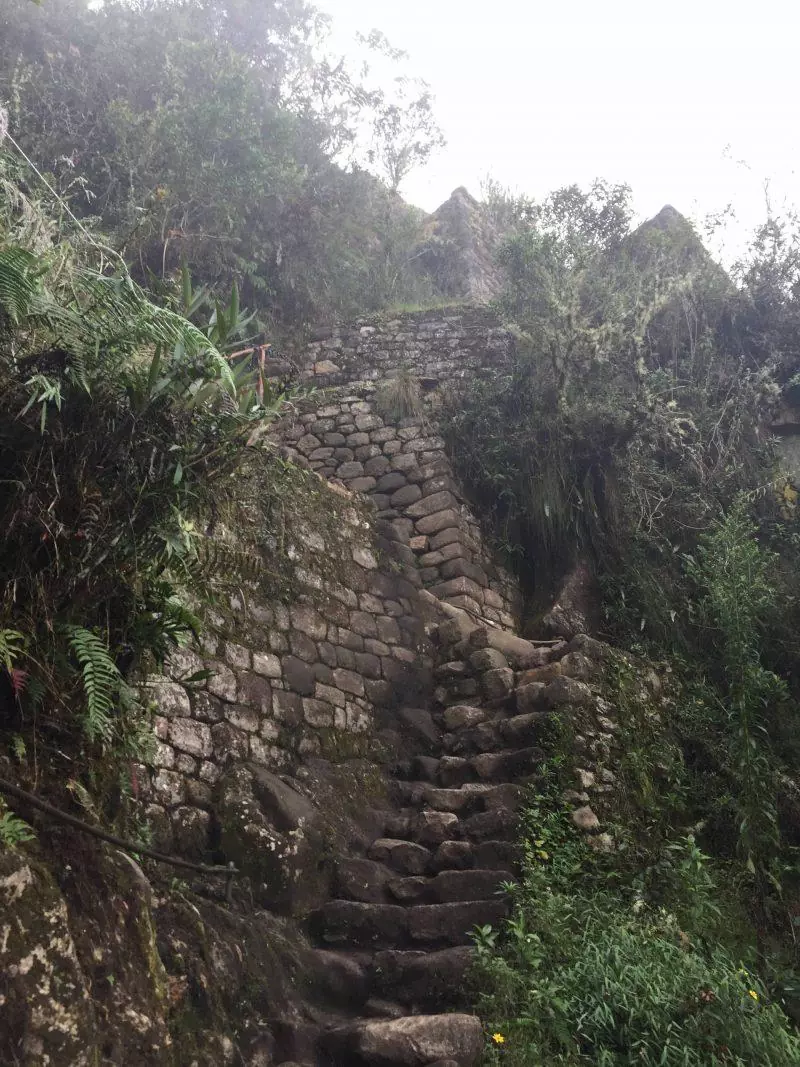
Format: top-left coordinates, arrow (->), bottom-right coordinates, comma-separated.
444,184 -> 800,1059
475,802 -> 800,1066
0,0 -> 446,331
0,147 -> 283,805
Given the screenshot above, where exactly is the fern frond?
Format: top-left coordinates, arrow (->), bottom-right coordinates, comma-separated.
191,538 -> 267,586
0,628 -> 25,672
60,625 -> 121,742
0,245 -> 42,323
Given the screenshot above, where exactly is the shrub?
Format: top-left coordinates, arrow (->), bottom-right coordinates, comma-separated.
476,809 -> 800,1066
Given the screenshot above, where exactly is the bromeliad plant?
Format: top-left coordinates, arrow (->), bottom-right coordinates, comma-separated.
0,158 -> 283,765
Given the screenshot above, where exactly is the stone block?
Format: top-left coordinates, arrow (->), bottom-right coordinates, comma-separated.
542,677 -> 593,708
354,444 -> 382,462
207,664 -> 238,703
290,604 -> 328,641
303,698 -> 335,728
289,630 -> 318,663
336,646 -> 357,669
405,491 -> 456,519
355,414 -> 383,432
515,683 -> 547,714
349,476 -> 378,493
353,546 -> 378,569
282,656 -> 316,696
443,706 -> 487,731
211,722 -> 250,761
440,558 -> 488,588
153,741 -> 175,769
371,427 -> 398,444
316,681 -> 346,707
429,576 -> 484,601
236,671 -> 273,714
146,679 -> 192,717
429,526 -> 463,551
364,455 -> 391,476
377,472 -> 408,493
391,484 -> 423,507
172,806 -> 211,860
469,648 -> 509,672
390,453 -> 419,472
273,690 -> 303,726
252,651 -> 282,679
223,641 -> 251,670
296,433 -> 321,454
355,652 -> 382,679
333,668 -> 366,697
168,717 -> 212,758
152,769 -> 186,806
269,630 -> 289,653
415,509 -> 461,537
338,461 -> 365,480
572,805 -> 600,832
376,616 -> 401,645
191,691 -> 223,723
224,703 -> 260,733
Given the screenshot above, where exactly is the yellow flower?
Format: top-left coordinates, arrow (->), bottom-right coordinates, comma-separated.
748,990 -> 759,1001
492,1032 -> 506,1044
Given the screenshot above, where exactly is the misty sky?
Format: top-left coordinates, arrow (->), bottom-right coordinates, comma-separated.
318,0 -> 799,248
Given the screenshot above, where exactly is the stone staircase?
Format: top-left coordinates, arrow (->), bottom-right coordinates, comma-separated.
303,615 -> 605,1066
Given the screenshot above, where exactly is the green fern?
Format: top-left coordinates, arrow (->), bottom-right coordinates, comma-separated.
0,805 -> 35,847
0,628 -> 25,672
0,245 -> 42,323
60,625 -> 121,742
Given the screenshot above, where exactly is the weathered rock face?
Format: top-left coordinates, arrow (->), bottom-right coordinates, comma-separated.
217,764 -> 330,914
411,187 -> 504,302
0,850 -> 99,1066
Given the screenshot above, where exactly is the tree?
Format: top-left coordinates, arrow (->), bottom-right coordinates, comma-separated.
367,77 -> 445,192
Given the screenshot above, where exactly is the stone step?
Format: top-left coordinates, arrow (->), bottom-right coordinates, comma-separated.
499,709 -> 554,745
432,839 -> 518,873
387,868 -> 513,905
334,857 -> 401,904
312,894 -> 509,952
370,947 -> 475,1009
307,948 -> 372,1010
322,1012 -> 483,1067
442,721 -> 506,756
367,838 -> 432,875
471,746 -> 544,782
383,804 -> 518,849
407,900 -> 509,946
383,808 -> 462,847
461,806 -> 517,842
419,781 -> 523,814
313,900 -> 409,949
436,746 -> 544,786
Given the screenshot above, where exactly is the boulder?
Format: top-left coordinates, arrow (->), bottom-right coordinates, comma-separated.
217,765 -> 329,913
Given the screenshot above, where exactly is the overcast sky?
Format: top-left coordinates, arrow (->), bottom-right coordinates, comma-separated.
317,0 -> 799,250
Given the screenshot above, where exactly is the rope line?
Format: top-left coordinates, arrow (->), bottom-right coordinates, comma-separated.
3,127 -> 129,273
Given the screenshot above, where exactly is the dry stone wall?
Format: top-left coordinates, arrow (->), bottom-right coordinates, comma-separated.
138,495 -> 434,857
275,306 -> 522,630
140,306 -> 525,860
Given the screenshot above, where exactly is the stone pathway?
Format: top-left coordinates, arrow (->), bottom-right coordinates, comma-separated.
305,616 -> 600,1066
